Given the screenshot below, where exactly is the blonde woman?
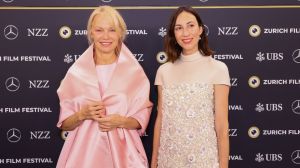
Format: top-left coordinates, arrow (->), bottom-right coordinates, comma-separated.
56,6 -> 152,168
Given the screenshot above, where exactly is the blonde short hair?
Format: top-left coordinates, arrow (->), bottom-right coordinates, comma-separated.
87,6 -> 127,45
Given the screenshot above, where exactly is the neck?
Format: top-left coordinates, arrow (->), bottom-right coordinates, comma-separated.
94,49 -> 117,65
182,48 -> 199,56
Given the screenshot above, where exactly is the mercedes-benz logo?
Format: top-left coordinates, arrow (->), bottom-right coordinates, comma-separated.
3,0 -> 14,3
204,24 -> 209,36
292,49 -> 300,63
5,76 -> 20,92
291,150 -> 300,164
4,25 -> 18,40
101,0 -> 112,2
7,128 -> 21,143
292,100 -> 300,115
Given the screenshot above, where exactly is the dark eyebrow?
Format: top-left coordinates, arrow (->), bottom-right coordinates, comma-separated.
186,21 -> 195,24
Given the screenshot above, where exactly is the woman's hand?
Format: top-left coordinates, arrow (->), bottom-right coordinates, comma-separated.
79,101 -> 106,121
96,114 -> 125,132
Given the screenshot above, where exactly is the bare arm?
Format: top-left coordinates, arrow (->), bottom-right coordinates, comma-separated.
214,84 -> 230,168
60,111 -> 84,131
151,86 -> 163,168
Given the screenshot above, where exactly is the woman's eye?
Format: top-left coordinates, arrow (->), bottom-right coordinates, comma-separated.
175,27 -> 182,31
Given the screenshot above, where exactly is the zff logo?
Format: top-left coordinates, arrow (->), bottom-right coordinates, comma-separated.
156,51 -> 168,64
248,76 -> 260,88
7,128 -> 21,143
249,25 -> 261,37
61,131 -> 69,140
4,25 -> 18,40
59,26 -> 72,39
5,77 -> 20,92
248,126 -> 260,138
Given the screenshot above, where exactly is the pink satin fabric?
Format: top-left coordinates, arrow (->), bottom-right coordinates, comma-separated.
56,44 -> 152,168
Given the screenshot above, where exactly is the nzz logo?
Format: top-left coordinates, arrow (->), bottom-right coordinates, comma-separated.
27,28 -> 48,37
30,131 -> 50,140
133,54 -> 144,62
218,27 -> 238,35
230,78 -> 238,87
229,129 -> 238,137
29,80 -> 50,88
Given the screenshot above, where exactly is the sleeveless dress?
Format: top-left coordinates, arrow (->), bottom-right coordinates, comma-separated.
155,51 -> 230,168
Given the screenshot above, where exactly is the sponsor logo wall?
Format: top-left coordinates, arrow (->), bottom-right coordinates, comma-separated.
0,1 -> 299,167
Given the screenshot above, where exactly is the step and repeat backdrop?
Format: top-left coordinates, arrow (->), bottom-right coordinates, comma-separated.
0,0 -> 300,167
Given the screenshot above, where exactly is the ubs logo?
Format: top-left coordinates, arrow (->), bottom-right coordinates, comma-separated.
5,77 -> 20,92
291,100 -> 300,115
291,150 -> 300,164
4,25 -> 18,40
156,51 -> 168,64
292,49 -> 300,63
158,27 -> 167,37
7,128 -> 21,143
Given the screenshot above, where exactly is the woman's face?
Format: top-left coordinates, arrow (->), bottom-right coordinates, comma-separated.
91,13 -> 120,55
174,11 -> 202,55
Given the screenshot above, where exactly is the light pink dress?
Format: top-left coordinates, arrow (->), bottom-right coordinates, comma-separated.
96,63 -> 116,95
155,51 -> 230,168
56,44 -> 152,168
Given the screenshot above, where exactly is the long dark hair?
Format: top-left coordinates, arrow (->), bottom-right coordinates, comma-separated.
165,6 -> 213,62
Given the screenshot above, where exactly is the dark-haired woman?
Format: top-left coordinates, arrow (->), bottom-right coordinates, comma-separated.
151,6 -> 230,168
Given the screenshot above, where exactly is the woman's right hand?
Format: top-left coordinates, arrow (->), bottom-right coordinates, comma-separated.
78,101 -> 106,121
150,159 -> 158,168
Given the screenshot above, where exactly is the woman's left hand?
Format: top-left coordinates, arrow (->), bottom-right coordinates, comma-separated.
96,114 -> 125,132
